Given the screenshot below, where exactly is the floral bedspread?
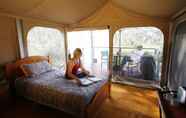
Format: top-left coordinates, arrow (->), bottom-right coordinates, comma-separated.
15,70 -> 108,115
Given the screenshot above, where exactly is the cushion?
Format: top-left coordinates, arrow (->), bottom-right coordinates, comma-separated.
20,61 -> 52,77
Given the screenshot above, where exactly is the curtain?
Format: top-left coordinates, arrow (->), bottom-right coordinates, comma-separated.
169,21 -> 186,90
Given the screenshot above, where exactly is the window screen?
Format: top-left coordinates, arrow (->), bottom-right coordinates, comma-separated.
27,27 -> 66,69
112,27 -> 164,83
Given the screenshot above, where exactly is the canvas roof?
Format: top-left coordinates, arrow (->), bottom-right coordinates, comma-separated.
0,0 -> 185,24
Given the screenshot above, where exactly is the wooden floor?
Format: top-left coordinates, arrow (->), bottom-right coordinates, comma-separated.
96,84 -> 160,118
1,83 -> 160,118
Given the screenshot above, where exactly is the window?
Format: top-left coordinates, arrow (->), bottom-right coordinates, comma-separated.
27,27 -> 66,68
112,27 -> 164,85
67,29 -> 109,77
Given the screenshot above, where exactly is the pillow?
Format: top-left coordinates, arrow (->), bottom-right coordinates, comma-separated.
20,61 -> 52,77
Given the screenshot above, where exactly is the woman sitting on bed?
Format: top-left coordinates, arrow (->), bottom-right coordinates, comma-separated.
66,48 -> 90,84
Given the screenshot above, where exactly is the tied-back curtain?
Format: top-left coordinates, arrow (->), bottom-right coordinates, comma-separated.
169,21 -> 186,90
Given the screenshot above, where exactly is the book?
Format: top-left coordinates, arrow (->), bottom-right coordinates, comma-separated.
87,77 -> 102,82
79,77 -> 103,86
79,78 -> 93,86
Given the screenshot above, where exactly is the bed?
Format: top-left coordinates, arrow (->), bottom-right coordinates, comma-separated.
5,56 -> 111,118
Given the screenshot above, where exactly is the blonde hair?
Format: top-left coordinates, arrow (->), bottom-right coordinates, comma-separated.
73,48 -> 82,58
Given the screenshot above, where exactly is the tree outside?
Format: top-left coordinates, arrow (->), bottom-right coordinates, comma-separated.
27,27 -> 66,69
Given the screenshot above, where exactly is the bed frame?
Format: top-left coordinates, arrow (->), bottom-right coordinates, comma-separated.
5,56 -> 111,118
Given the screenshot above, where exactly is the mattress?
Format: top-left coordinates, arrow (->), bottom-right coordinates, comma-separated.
15,70 -> 108,115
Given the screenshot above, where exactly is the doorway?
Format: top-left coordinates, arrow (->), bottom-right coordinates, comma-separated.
67,29 -> 109,78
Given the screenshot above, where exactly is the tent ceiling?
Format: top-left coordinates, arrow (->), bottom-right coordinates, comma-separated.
0,0 -> 185,24
112,0 -> 186,18
0,0 -> 107,24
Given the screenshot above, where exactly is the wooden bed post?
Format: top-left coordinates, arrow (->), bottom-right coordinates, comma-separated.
108,70 -> 112,98
85,82 -> 110,118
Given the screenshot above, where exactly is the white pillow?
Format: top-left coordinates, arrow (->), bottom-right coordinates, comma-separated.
21,61 -> 52,76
